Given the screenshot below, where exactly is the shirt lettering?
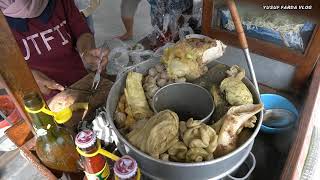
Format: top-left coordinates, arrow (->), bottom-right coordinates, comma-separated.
61,20 -> 71,39
22,39 -> 30,60
40,29 -> 54,51
21,20 -> 70,60
26,34 -> 42,55
53,24 -> 69,45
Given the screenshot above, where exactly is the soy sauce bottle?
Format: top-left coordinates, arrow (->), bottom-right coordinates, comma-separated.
23,92 -> 80,172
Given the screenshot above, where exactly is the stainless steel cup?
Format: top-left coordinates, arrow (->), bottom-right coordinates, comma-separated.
152,82 -> 215,123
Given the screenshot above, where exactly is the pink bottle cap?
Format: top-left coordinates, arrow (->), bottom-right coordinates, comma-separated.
114,155 -> 138,179
75,130 -> 97,149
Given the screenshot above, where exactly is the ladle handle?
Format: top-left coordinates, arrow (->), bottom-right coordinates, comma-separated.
226,0 -> 248,49
226,0 -> 260,93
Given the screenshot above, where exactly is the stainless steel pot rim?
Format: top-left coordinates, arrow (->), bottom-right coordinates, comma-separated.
106,75 -> 263,167
139,143 -> 253,180
151,82 -> 215,122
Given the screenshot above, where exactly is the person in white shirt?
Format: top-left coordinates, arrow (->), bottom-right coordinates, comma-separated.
74,0 -> 101,34
117,0 -> 193,41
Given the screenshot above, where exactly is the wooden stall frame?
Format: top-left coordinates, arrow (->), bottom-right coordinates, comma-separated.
0,11 -> 58,179
201,0 -> 320,89
0,11 -> 40,133
280,61 -> 320,180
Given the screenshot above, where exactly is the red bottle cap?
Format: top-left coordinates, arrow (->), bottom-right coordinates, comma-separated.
75,130 -> 97,149
114,155 -> 138,179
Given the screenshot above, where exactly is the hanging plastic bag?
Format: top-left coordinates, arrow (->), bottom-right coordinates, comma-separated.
192,0 -> 203,28
168,10 -> 181,41
154,25 -> 167,40
179,23 -> 194,40
163,14 -> 171,32
146,26 -> 163,50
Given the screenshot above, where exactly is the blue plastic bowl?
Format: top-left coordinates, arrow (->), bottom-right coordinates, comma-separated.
260,94 -> 299,134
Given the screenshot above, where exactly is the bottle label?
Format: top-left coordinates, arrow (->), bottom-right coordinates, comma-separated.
84,163 -> 110,180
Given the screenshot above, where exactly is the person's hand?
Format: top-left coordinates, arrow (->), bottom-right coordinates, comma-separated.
31,70 -> 64,95
82,48 -> 109,72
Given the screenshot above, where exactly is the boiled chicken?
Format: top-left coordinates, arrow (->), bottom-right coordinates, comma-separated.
127,110 -> 179,159
214,104 -> 263,157
220,65 -> 253,105
161,37 -> 226,80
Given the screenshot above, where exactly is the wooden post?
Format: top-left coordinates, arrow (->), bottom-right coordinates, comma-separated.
0,11 -> 42,134
201,0 -> 214,35
292,26 -> 320,89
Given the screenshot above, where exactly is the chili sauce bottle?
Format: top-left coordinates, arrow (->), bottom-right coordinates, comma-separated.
23,92 -> 80,172
113,155 -> 140,180
75,130 -> 110,180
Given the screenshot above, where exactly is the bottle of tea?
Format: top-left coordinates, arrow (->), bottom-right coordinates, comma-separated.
23,92 -> 80,172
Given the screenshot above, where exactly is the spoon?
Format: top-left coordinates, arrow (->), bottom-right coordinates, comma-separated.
263,109 -> 297,128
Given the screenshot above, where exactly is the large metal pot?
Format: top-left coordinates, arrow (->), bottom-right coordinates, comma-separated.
106,58 -> 262,180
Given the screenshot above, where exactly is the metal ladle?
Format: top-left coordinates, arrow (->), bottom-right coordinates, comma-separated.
263,109 -> 297,128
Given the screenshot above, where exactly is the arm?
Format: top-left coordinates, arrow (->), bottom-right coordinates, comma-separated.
64,0 -> 108,71
77,32 -> 95,54
31,70 -> 64,95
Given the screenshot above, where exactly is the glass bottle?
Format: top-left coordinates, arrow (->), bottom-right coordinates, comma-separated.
23,92 -> 80,172
113,155 -> 140,180
75,130 -> 110,180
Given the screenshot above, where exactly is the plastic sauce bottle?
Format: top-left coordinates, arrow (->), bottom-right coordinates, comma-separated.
113,155 -> 140,180
23,92 -> 80,172
75,130 -> 110,180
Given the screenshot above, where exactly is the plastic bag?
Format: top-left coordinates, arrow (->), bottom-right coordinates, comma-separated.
129,50 -> 154,65
168,11 -> 181,40
192,0 -> 203,28
153,42 -> 175,57
105,39 -> 153,75
163,14 -> 171,32
106,47 -> 129,75
146,26 -> 163,49
179,23 -> 194,40
130,43 -> 145,51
